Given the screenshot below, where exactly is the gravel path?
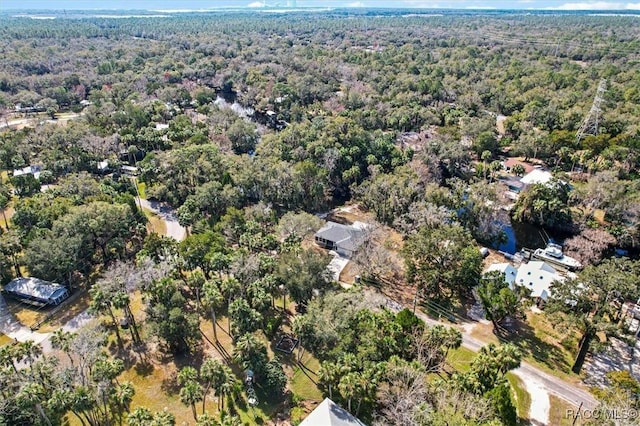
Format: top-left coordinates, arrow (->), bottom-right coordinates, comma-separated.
138,198 -> 187,241
513,369 -> 550,425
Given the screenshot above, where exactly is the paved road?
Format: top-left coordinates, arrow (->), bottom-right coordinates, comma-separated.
0,293 -> 51,344
392,296 -> 599,413
138,198 -> 187,241
461,333 -> 597,411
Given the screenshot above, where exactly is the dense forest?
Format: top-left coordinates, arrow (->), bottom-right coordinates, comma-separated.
1,9 -> 640,426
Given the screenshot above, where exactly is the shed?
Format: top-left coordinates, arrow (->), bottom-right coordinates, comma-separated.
3,277 -> 69,306
300,398 -> 367,426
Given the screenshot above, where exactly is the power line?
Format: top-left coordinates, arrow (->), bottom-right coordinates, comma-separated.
576,78 -> 607,142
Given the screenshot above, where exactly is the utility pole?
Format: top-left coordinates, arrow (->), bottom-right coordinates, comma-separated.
576,79 -> 607,143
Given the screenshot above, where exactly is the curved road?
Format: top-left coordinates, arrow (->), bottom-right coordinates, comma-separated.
462,333 -> 597,411
2,198 -> 186,348
393,297 -> 598,415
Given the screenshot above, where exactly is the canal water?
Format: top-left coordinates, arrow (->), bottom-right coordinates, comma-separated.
496,219 -> 552,254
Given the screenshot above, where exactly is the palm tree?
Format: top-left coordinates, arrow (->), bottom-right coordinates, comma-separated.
180,381 -> 204,421
209,252 -> 230,279
213,365 -> 238,415
318,361 -> 340,400
195,413 -> 220,426
112,290 -> 140,344
0,343 -> 19,373
0,185 -> 10,230
89,287 -> 124,349
51,329 -> 76,367
532,199 -> 547,224
177,366 -> 199,386
16,340 -> 42,368
126,407 -> 153,426
481,150 -> 492,180
111,382 -> 135,419
338,372 -> 359,413
199,358 -> 224,413
221,277 -> 241,334
202,279 -> 224,342
187,270 -> 206,312
232,333 -> 266,370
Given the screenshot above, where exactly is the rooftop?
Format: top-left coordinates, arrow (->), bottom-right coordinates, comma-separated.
520,169 -> 553,185
300,398 -> 367,426
504,158 -> 535,174
515,260 -> 564,301
485,263 -> 517,286
4,277 -> 66,300
315,221 -> 365,250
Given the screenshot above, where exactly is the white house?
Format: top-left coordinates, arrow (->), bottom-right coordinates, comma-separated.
514,260 -> 564,302
12,164 -> 42,180
520,169 -> 553,185
485,263 -> 517,286
300,398 -> 366,426
484,260 -> 564,303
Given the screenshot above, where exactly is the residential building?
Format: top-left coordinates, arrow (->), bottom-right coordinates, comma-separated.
484,260 -> 564,304
300,398 -> 367,426
314,221 -> 365,258
3,277 -> 69,306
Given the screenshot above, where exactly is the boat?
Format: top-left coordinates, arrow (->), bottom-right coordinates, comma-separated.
498,250 -> 524,263
531,242 -> 582,271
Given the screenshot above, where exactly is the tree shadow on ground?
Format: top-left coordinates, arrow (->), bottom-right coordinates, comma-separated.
496,318 -> 573,374
161,369 -> 180,396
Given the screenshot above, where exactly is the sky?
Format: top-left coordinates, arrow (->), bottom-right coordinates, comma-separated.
2,0 -> 640,12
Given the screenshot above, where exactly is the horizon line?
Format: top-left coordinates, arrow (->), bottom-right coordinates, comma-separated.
2,6 -> 640,11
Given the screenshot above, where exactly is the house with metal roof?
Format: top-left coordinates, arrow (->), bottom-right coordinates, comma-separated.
300,398 -> 367,426
520,169 -> 553,186
514,260 -> 564,302
485,263 -> 518,286
3,277 -> 69,306
12,164 -> 42,180
483,260 -> 565,304
314,221 -> 365,258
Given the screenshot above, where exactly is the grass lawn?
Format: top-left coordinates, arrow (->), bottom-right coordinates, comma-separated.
446,345 -> 475,373
470,312 -> 581,384
8,298 -> 51,328
117,359 -> 195,426
143,207 -> 167,235
137,182 -> 147,199
549,395 -> 585,425
0,333 -> 13,346
0,206 -> 15,229
200,316 -> 291,423
289,351 -> 323,401
506,372 -> 531,424
39,291 -> 91,332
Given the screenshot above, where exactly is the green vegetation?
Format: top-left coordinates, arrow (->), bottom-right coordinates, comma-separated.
1,8 -> 640,426
0,333 -> 12,346
506,373 -> 531,423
